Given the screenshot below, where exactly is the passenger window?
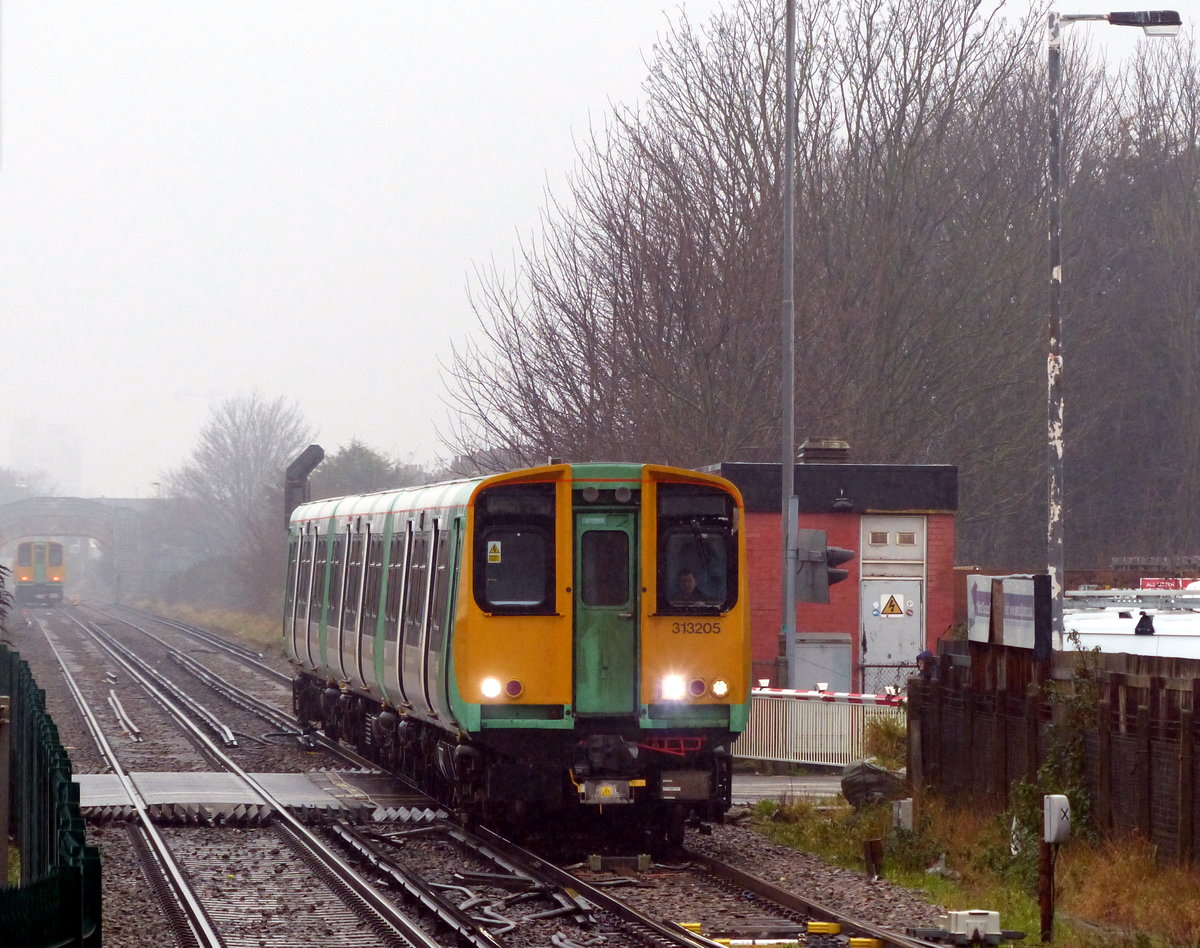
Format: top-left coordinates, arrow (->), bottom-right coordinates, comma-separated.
384,529 -> 410,642
402,532 -> 429,649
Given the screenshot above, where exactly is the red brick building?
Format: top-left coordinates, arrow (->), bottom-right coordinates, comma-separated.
709,456 -> 957,693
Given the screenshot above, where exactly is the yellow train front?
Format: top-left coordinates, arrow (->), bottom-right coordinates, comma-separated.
14,540 -> 66,605
286,462 -> 751,839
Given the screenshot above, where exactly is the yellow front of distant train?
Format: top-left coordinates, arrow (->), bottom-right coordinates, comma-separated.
13,540 -> 66,605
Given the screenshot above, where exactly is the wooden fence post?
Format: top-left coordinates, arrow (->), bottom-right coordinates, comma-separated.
1096,693 -> 1112,832
1137,702 -> 1152,837
995,689 -> 1009,805
1180,704 -> 1193,864
1026,689 -> 1040,784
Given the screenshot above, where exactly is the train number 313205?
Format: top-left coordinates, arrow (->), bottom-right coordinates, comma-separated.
671,621 -> 721,634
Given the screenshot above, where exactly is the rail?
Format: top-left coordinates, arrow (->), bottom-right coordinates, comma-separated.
732,688 -> 907,767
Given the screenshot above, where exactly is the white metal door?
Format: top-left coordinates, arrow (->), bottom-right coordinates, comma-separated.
859,579 -> 923,693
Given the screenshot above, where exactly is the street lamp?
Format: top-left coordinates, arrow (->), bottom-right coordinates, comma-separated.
1045,8 -> 1181,645
781,0 -> 798,687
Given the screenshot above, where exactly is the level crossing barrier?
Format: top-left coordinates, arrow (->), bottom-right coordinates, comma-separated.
731,687 -> 907,768
0,643 -> 100,947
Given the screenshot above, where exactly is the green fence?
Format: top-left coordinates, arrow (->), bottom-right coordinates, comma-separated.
1,643 -> 100,947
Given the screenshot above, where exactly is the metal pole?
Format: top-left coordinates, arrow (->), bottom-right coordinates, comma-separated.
781,0 -> 798,688
1046,12 -> 1065,642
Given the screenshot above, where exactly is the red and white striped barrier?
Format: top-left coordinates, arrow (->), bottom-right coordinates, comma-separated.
751,687 -> 906,707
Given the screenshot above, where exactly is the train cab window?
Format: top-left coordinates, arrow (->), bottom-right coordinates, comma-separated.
657,484 -> 737,615
473,483 -> 555,615
478,529 -> 549,608
18,545 -> 31,567
49,545 -> 63,567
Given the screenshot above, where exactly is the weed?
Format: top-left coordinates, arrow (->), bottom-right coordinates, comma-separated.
753,792 -> 1200,947
863,714 -> 907,771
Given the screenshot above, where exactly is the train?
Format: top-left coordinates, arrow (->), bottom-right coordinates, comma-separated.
285,461 -> 751,841
13,539 -> 66,605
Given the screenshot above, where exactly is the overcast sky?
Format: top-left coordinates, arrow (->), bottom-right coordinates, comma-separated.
1,1 -> 1194,498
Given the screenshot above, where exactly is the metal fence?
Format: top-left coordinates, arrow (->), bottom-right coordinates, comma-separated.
0,643 -> 100,947
732,688 -> 907,768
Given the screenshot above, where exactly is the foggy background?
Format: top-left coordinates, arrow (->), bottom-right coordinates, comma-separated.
0,2 -> 727,497
1,1 -> 1191,498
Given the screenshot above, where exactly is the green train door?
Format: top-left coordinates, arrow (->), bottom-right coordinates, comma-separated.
573,512 -> 638,715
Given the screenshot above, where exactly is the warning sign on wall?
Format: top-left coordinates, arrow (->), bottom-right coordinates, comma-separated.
881,594 -> 904,617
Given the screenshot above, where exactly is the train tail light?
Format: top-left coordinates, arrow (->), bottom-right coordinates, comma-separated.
688,678 -> 707,697
504,679 -> 523,698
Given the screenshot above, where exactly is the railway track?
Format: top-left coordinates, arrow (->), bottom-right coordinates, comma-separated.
14,604 -> 963,947
31,609 -> 444,947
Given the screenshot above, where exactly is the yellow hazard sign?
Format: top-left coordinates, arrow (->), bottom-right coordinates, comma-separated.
881,594 -> 904,616
487,541 -> 502,563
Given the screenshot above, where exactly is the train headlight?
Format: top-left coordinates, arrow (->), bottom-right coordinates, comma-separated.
711,678 -> 730,698
661,675 -> 686,701
481,678 -> 502,699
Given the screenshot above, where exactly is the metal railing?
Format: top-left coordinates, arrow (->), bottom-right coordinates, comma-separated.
0,643 -> 100,947
732,688 -> 907,768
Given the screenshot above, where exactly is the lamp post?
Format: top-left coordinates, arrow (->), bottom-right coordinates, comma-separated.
1045,8 -> 1180,643
781,0 -> 798,687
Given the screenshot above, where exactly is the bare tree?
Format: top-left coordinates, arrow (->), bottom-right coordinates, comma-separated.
164,393 -> 315,609
445,0 -> 1047,561
443,0 -> 1200,569
1066,35 -> 1200,566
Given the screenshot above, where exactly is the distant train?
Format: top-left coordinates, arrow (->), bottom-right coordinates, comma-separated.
285,461 -> 751,840
14,539 -> 66,605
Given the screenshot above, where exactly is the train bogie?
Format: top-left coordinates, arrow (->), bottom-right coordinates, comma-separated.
284,462 -> 750,834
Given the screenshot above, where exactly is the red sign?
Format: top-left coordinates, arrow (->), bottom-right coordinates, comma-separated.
1140,577 -> 1199,590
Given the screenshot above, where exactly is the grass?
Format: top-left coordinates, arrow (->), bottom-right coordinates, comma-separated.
752,792 -> 1200,947
134,600 -> 282,657
750,715 -> 1200,946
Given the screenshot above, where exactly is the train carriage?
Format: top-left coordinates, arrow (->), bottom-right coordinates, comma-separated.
14,540 -> 66,605
285,461 -> 751,839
